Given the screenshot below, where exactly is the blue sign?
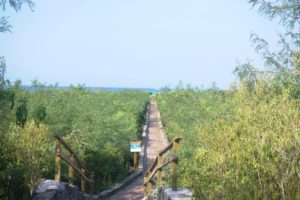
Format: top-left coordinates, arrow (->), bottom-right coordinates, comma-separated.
130,141 -> 142,152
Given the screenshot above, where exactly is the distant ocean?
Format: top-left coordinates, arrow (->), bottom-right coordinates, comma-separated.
86,87 -> 158,94
21,85 -> 158,94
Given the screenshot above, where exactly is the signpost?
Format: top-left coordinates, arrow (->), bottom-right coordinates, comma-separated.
130,140 -> 142,169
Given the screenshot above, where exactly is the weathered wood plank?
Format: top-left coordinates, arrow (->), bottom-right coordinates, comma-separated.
81,168 -> 86,192
68,154 -> 75,185
143,153 -> 178,186
58,152 -> 94,183
159,136 -> 182,156
144,136 -> 182,177
53,134 -> 87,170
157,154 -> 162,186
55,140 -> 61,182
145,157 -> 158,177
172,139 -> 180,191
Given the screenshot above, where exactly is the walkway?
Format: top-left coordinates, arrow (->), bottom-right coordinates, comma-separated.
109,100 -> 169,200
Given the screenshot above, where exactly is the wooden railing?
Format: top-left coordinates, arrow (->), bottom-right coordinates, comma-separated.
143,136 -> 182,196
54,134 -> 94,193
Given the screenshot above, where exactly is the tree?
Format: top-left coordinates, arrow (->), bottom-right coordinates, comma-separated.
33,104 -> 46,127
0,56 -> 15,134
235,0 -> 300,95
0,56 -> 6,86
0,0 -> 34,129
8,121 -> 51,196
0,0 -> 35,86
249,0 -> 300,70
249,0 -> 300,30
16,96 -> 28,128
0,0 -> 34,33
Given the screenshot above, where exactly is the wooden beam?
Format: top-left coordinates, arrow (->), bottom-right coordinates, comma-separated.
134,152 -> 138,170
174,136 -> 182,143
90,172 -> 95,195
143,153 -> 178,186
58,152 -> 94,183
144,137 -> 182,177
81,168 -> 86,192
172,139 -> 180,191
68,154 -> 75,185
159,136 -> 182,156
144,176 -> 148,196
147,182 -> 152,195
53,134 -> 87,170
145,157 -> 158,177
157,154 -> 162,186
143,136 -> 183,197
55,140 -> 61,182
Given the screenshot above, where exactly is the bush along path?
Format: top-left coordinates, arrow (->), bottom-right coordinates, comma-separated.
30,100 -> 169,200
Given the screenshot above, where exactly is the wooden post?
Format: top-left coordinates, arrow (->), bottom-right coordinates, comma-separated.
81,168 -> 86,192
144,175 -> 148,196
157,154 -> 162,186
68,154 -> 75,185
134,152 -> 138,170
90,172 -> 95,195
172,140 -> 179,191
148,170 -> 153,194
147,181 -> 152,194
55,139 -> 61,182
144,186 -> 147,197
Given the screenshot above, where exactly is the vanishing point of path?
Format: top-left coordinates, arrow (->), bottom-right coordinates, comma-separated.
109,100 -> 169,200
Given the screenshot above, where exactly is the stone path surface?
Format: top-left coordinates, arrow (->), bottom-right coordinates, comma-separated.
108,100 -> 169,200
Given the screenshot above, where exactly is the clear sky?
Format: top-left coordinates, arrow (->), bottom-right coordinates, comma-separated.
0,0 -> 283,89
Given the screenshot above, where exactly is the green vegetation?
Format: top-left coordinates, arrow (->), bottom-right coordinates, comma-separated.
0,0 -> 299,199
0,2 -> 150,199
156,1 -> 300,199
157,84 -> 300,199
0,78 -> 149,199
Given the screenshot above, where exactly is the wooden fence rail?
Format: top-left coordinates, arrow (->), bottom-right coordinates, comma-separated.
143,136 -> 182,197
54,134 -> 94,193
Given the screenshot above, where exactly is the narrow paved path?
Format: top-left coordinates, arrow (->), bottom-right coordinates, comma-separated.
109,100 -> 168,200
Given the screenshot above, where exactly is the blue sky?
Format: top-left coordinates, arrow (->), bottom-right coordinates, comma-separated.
0,0 -> 283,89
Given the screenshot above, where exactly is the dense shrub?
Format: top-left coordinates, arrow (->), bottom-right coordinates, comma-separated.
157,83 -> 300,199
0,84 -> 149,199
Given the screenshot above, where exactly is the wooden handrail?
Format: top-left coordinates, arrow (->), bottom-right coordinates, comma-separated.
145,157 -> 158,177
144,136 -> 182,177
54,134 -> 94,193
54,134 -> 86,170
159,137 -> 181,156
143,153 -> 178,184
57,151 -> 94,183
143,136 -> 182,197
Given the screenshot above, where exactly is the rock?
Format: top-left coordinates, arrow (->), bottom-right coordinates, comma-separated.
161,188 -> 193,200
144,187 -> 193,200
34,180 -> 61,193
